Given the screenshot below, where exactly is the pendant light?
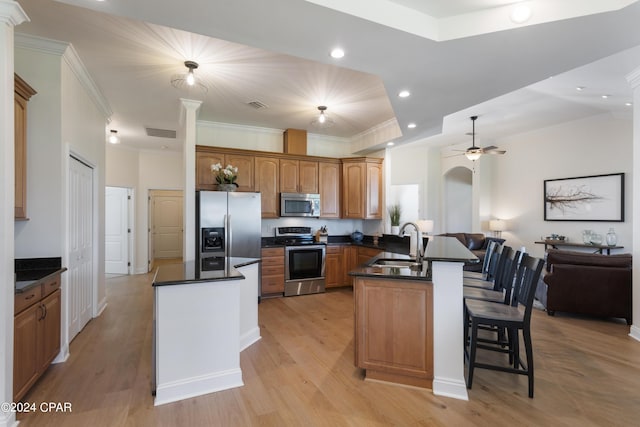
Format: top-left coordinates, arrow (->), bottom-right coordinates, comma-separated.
311,105 -> 334,128
108,130 -> 119,144
170,60 -> 208,93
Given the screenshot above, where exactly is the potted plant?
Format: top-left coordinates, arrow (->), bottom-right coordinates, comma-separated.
211,163 -> 239,191
388,204 -> 401,234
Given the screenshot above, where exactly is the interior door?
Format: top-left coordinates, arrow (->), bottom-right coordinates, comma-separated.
68,156 -> 93,341
105,186 -> 130,275
150,190 -> 183,262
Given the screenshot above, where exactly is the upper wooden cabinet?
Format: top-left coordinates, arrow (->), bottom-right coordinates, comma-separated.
318,161 -> 341,218
255,157 -> 279,218
280,159 -> 318,194
196,150 -> 255,191
342,158 -> 383,219
14,74 -> 37,220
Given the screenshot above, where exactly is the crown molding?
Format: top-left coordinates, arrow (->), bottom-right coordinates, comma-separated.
15,32 -> 112,119
0,0 -> 29,26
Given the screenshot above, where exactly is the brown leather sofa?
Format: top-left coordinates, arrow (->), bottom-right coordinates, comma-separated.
438,233 -> 505,272
542,249 -> 632,324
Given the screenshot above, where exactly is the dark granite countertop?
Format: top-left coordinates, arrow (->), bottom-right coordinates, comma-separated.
153,257 -> 260,287
262,234 -> 414,255
15,257 -> 67,294
348,236 -> 478,282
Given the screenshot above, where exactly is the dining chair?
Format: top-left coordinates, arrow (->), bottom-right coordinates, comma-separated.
463,244 -> 510,290
464,253 -> 545,398
464,240 -> 498,280
463,249 -> 521,304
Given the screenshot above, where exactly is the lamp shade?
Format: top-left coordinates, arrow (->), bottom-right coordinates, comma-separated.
489,219 -> 506,232
417,219 -> 434,234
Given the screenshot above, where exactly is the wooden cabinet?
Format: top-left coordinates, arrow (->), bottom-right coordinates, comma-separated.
342,158 -> 383,219
196,151 -> 255,191
14,275 -> 61,401
357,246 -> 383,266
280,159 -> 318,194
14,74 -> 37,220
261,247 -> 285,296
255,157 -> 279,218
344,246 -> 358,286
354,277 -> 433,389
325,245 -> 346,288
283,128 -> 307,155
318,161 -> 341,218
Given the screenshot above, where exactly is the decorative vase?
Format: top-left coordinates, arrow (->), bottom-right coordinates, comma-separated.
391,225 -> 400,235
216,183 -> 237,192
582,230 -> 592,244
606,228 -> 617,246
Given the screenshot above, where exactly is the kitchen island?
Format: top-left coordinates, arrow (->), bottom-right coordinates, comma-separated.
151,257 -> 260,406
349,236 -> 477,401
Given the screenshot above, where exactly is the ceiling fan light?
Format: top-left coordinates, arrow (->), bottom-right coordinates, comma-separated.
465,150 -> 481,161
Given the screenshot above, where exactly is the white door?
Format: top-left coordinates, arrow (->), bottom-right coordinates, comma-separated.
105,186 -> 130,275
149,190 -> 183,265
68,156 -> 94,341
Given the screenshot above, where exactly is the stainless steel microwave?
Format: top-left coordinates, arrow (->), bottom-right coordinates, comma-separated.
280,193 -> 321,217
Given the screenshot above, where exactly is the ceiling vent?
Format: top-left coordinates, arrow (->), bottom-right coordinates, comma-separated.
145,127 -> 177,139
247,100 -> 268,110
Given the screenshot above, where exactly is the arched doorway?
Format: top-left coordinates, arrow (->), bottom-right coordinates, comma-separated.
443,166 -> 472,232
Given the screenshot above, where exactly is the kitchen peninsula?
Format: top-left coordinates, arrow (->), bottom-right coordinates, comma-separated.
151,257 -> 260,406
349,236 -> 478,401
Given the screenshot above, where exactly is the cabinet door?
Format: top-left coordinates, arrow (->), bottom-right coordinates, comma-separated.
39,289 -> 61,371
342,163 -> 365,218
319,162 -> 340,218
325,245 -> 344,288
298,161 -> 318,194
196,152 -> 224,190
280,159 -> 299,193
366,162 -> 383,219
226,153 -> 255,191
255,157 -> 279,218
14,94 -> 28,219
14,303 -> 40,401
344,246 -> 358,286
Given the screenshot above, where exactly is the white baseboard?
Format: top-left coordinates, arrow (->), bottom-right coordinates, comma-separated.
629,325 -> 640,342
432,377 -> 469,401
154,368 -> 243,406
239,327 -> 261,352
52,345 -> 70,364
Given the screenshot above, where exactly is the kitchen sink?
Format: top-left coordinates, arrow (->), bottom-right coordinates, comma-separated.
369,258 -> 420,268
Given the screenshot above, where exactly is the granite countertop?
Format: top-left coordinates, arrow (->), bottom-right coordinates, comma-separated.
261,234 -> 413,255
153,257 -> 260,287
15,257 -> 67,294
349,236 -> 478,282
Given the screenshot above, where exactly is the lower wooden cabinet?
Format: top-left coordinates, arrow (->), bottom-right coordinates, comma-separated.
325,245 -> 345,288
261,247 -> 285,296
14,275 -> 61,401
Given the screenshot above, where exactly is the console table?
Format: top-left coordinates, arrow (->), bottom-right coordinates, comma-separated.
535,240 -> 623,255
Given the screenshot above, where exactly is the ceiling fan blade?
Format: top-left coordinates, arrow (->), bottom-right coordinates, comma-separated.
443,153 -> 464,158
484,150 -> 506,155
482,145 -> 499,151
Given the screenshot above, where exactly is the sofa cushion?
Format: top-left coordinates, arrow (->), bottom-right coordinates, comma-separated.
466,233 -> 485,250
545,249 -> 631,272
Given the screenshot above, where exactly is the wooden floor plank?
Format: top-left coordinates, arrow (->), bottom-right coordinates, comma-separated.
16,270 -> 640,426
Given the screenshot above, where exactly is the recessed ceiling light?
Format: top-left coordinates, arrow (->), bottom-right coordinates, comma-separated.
576,86 -> 585,91
387,142 -> 395,146
510,3 -> 532,24
330,48 -> 345,59
407,123 -> 416,129
398,90 -> 410,98
601,94 -> 610,99
625,102 -> 633,107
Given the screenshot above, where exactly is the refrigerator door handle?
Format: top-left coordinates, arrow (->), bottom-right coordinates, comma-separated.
226,213 -> 232,257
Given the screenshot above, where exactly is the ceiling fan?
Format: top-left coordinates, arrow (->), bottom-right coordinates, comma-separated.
452,116 -> 506,161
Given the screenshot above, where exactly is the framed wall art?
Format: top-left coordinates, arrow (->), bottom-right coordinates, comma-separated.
544,173 -> 624,221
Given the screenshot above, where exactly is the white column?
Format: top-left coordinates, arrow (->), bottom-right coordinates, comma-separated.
180,98 -> 201,262
431,260 -> 469,400
626,67 -> 640,342
0,2 -> 29,425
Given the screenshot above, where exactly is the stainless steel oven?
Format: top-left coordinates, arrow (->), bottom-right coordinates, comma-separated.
284,244 -> 326,296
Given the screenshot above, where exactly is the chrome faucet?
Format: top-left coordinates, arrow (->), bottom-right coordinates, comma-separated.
399,222 -> 424,264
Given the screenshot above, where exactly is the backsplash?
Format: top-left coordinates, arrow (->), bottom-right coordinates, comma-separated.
261,217 -> 383,238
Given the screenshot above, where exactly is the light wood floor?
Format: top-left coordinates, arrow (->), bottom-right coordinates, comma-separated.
17,271 -> 640,426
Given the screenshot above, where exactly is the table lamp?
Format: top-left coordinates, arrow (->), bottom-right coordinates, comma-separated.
489,219 -> 506,238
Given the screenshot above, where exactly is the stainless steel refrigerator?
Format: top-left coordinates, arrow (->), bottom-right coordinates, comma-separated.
196,191 -> 261,260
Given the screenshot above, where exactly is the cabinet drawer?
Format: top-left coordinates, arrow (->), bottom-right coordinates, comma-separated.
261,256 -> 284,267
262,247 -> 284,257
41,276 -> 60,298
326,245 -> 343,254
262,265 -> 284,276
262,274 -> 285,294
15,286 -> 41,315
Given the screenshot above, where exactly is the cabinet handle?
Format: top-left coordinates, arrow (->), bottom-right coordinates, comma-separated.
37,304 -> 44,321
25,293 -> 36,300
42,303 -> 47,319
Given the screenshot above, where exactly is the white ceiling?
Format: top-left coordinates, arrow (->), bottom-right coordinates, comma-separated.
13,0 -> 640,153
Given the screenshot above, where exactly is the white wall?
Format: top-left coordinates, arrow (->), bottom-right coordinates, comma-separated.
491,113 -> 632,258
106,145 -> 183,273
